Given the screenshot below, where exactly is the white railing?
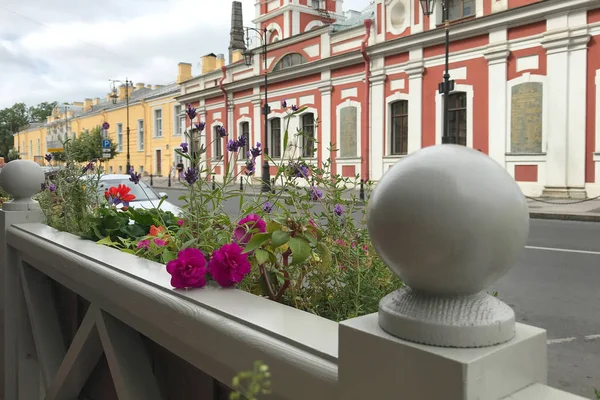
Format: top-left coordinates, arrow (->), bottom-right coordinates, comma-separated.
0,149 -> 588,400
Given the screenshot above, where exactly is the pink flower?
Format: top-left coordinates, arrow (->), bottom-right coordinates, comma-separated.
137,240 -> 151,250
308,219 -> 318,235
208,243 -> 252,287
166,248 -> 208,289
233,214 -> 266,245
154,238 -> 166,247
177,219 -> 185,227
336,239 -> 346,246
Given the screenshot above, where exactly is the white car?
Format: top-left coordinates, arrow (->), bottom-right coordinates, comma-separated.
94,174 -> 182,216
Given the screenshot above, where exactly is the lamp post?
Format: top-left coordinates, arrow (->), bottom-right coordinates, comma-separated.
109,78 -> 133,173
420,0 -> 455,144
243,27 -> 271,192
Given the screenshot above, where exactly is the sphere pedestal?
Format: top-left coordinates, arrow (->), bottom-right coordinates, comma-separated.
379,287 -> 515,348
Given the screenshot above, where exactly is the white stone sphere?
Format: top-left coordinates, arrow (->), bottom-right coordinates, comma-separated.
0,160 -> 45,200
368,145 -> 529,296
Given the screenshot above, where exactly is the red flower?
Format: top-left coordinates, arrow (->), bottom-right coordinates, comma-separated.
166,248 -> 208,289
149,225 -> 166,236
208,243 -> 251,287
104,184 -> 136,206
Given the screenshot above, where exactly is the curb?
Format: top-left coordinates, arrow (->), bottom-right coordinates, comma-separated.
152,185 -> 600,223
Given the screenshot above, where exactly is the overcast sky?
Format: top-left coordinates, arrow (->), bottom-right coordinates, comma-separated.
0,0 -> 367,110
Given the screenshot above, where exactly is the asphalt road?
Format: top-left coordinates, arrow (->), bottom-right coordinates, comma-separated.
164,189 -> 600,397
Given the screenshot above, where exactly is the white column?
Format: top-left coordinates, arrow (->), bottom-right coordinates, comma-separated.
484,45 -> 509,167
319,82 -> 332,170
566,31 -> 590,189
370,73 -> 386,181
596,69 -> 600,184
406,62 -> 424,154
198,106 -> 207,172
292,10 -> 300,35
252,98 -> 262,179
541,38 -> 569,191
283,11 -> 291,39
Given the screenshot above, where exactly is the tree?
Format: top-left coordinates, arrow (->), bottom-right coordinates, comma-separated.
69,126 -> 117,162
7,148 -> 20,161
29,101 -> 57,123
0,103 -> 30,158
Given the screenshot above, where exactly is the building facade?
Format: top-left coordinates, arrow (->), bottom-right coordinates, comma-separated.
175,0 -> 600,198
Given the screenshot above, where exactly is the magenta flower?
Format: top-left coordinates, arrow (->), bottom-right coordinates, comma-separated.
177,219 -> 185,227
166,248 -> 208,289
208,243 -> 252,287
154,238 -> 166,247
233,214 -> 266,244
137,240 -> 151,250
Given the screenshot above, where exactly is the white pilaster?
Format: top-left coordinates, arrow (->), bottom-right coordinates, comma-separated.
406,62 -> 423,154
485,42 -> 510,167
319,81 -> 333,169
371,73 -> 386,181
292,10 -> 300,36
252,98 -> 262,172
596,69 -> 600,183
566,32 -> 590,189
283,11 -> 291,39
321,32 -> 331,58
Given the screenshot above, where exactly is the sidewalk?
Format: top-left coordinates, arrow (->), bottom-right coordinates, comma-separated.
143,176 -> 600,223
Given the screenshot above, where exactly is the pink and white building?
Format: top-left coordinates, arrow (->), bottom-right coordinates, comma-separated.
177,0 -> 600,198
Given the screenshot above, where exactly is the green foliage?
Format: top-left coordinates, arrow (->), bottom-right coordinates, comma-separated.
595,388 -> 599,399
230,361 -> 271,400
29,101 -> 57,123
0,101 -> 57,157
69,126 -> 117,162
6,148 -> 20,161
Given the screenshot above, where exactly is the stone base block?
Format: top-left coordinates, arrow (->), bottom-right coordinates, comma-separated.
339,313 -> 547,400
541,187 -> 587,199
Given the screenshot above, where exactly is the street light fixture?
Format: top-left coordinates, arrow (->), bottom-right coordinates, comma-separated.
243,26 -> 271,193
109,78 -> 133,173
420,0 -> 455,144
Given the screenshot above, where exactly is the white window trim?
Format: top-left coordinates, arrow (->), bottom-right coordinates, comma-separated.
435,83 -> 474,148
153,108 -> 163,138
305,20 -> 324,32
297,107 -> 319,160
173,104 -> 183,136
595,69 -> 600,154
267,112 -> 287,159
210,120 -> 224,165
386,0 -> 411,36
505,73 -> 548,154
336,99 -> 362,159
236,116 -> 253,164
116,123 -> 124,152
386,92 -> 410,156
266,23 -> 283,43
137,119 -> 145,151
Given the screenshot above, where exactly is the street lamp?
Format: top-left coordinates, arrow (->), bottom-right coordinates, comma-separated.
109,78 -> 133,173
243,26 -> 271,193
420,0 -> 455,144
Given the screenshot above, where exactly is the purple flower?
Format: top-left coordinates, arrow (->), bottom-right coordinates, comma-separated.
184,167 -> 198,185
291,105 -> 299,112
44,153 -> 52,163
154,238 -> 166,247
102,122 -> 110,130
177,219 -> 185,227
41,183 -> 46,191
166,248 -> 208,289
281,99 -> 287,108
334,204 -> 344,216
289,162 -> 309,178
262,201 -> 273,213
129,169 -> 141,185
237,135 -> 247,148
83,162 -> 94,173
49,184 -> 56,192
137,240 -> 151,250
186,104 -> 197,121
180,142 -> 189,154
309,186 -> 323,201
245,159 -> 256,176
208,243 -> 252,287
227,139 -> 240,153
216,126 -> 227,138
250,143 -> 262,158
234,214 -> 267,245
194,122 -> 206,132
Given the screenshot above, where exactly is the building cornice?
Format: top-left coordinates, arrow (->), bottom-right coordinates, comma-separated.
252,3 -> 345,24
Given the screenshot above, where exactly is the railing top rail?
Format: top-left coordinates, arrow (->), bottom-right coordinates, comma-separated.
7,222 -> 338,399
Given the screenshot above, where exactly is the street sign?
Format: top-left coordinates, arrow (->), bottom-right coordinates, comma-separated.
102,139 -> 111,149
102,149 -> 111,158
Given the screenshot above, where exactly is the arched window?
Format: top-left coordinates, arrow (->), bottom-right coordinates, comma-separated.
302,113 -> 315,158
273,53 -> 307,72
448,92 -> 467,146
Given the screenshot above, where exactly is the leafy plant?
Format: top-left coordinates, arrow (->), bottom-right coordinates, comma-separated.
70,126 -> 117,162
230,361 -> 271,400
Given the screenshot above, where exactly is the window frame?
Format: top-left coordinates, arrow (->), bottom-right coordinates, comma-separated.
137,119 -> 145,151
116,123 -> 123,152
447,0 -> 476,21
173,105 -> 183,136
270,118 -> 282,158
273,53 -> 307,72
448,92 -> 467,146
240,121 -> 250,159
154,108 -> 163,138
301,113 -> 316,158
390,100 -> 409,156
214,126 -> 223,159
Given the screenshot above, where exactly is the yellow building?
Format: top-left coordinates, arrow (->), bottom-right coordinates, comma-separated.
12,61 -> 215,176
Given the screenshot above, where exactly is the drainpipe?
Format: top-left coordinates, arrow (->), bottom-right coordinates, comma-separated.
360,19 -> 372,181
219,66 -> 229,176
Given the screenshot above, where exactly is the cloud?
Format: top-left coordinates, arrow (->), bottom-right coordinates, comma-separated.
0,0 -> 368,109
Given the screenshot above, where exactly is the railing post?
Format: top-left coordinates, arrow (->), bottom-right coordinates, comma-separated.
212,176 -> 216,191
240,176 -> 243,191
359,179 -> 365,201
168,173 -> 171,187
0,160 -> 46,399
150,173 -> 153,186
338,146 -> 550,399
